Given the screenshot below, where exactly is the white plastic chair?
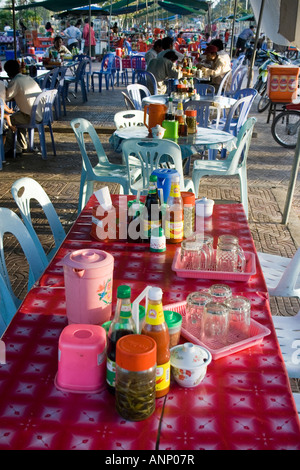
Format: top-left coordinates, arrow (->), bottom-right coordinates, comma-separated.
122,138 -> 195,195
216,69 -> 232,97
71,118 -> 142,213
114,110 -> 146,130
257,248 -> 300,298
11,177 -> 66,265
0,207 -> 46,308
0,98 -> 4,171
293,393 -> 300,415
192,117 -> 256,218
0,271 -> 16,336
127,84 -> 151,110
271,312 -> 300,378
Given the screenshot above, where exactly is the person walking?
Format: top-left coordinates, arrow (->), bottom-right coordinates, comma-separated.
63,21 -> 82,50
83,19 -> 96,57
236,25 -> 255,56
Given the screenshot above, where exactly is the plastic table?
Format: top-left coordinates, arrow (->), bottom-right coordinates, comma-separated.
0,195 -> 299,450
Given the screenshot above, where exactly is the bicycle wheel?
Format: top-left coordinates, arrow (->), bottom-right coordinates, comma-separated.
257,86 -> 270,113
271,110 -> 300,149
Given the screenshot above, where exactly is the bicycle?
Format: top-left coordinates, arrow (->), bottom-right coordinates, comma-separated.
271,102 -> 300,149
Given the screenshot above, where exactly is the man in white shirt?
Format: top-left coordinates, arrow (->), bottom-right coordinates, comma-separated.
145,39 -> 163,66
4,60 -> 42,157
146,50 -> 182,94
63,21 -> 82,50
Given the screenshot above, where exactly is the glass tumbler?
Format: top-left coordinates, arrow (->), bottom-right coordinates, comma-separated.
216,242 -> 246,273
217,235 -> 246,272
181,239 -> 208,270
186,291 -> 212,328
209,284 -> 232,303
201,302 -> 229,345
225,296 -> 251,340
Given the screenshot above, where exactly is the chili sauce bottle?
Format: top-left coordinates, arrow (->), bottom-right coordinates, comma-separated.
165,174 -> 184,244
106,285 -> 136,393
141,287 -> 170,398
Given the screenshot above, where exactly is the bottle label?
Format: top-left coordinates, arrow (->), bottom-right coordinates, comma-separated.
145,302 -> 164,325
169,183 -> 181,198
106,357 -> 116,387
165,219 -> 183,240
143,218 -> 160,235
156,361 -> 170,392
120,305 -> 131,318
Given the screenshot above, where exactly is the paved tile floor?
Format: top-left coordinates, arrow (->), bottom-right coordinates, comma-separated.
1,71 -> 300,391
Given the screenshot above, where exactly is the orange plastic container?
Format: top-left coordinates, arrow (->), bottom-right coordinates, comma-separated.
267,64 -> 300,103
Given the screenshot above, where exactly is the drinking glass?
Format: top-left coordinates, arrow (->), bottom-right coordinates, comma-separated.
225,296 -> 251,340
181,239 -> 208,270
201,301 -> 229,345
209,284 -> 232,303
216,243 -> 246,273
186,291 -> 212,327
217,236 -> 246,272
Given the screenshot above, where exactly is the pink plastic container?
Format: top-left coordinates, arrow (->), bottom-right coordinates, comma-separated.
55,324 -> 107,393
60,249 -> 114,325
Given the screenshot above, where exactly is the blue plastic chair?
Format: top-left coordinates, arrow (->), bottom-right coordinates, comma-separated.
64,58 -> 88,102
194,83 -> 215,98
114,55 -> 129,87
0,271 -> 16,336
0,207 -> 46,308
192,117 -> 256,218
73,54 -> 93,92
132,69 -> 158,95
130,55 -> 146,83
13,89 -> 57,160
54,66 -> 68,118
11,177 -> 66,265
221,95 -> 255,136
0,98 -> 4,170
70,118 -> 142,213
225,65 -> 248,97
92,53 -> 115,93
183,101 -> 211,128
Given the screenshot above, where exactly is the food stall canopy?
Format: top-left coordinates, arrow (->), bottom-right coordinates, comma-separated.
250,0 -> 299,47
157,0 -> 207,16
12,0 -> 107,12
236,14 -> 255,22
106,2 -> 154,15
57,5 -> 109,17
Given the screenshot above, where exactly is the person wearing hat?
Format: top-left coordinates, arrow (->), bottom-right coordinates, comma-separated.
197,44 -> 232,93
146,50 -> 183,95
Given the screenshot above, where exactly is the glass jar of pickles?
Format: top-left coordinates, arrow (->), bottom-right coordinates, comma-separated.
185,109 -> 197,134
115,334 -> 157,421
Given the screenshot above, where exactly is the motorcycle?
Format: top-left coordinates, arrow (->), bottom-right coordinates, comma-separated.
254,50 -> 294,113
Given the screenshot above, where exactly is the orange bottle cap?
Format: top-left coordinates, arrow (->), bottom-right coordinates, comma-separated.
116,334 -> 156,372
185,109 -> 197,117
181,191 -> 195,205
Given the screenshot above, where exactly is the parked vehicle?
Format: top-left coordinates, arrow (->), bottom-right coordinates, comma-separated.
271,101 -> 300,149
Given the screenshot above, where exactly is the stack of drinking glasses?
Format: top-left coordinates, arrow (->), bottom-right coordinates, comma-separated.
185,284 -> 251,347
180,233 -> 246,273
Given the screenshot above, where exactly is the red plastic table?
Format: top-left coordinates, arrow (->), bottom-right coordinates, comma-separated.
0,195 -> 299,450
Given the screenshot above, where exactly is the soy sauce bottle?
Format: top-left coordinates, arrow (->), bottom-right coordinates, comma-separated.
106,285 -> 136,394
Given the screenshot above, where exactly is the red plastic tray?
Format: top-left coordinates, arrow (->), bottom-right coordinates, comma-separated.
164,301 -> 271,360
172,248 -> 256,282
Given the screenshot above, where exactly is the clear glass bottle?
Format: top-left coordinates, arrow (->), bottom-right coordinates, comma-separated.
143,174 -> 161,241
165,174 -> 184,244
115,334 -> 157,421
106,285 -> 136,393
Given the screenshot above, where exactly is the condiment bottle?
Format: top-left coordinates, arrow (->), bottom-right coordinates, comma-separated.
106,285 -> 136,393
128,199 -> 144,243
141,287 -> 170,398
185,109 -> 197,134
165,174 -> 184,244
115,334 -> 157,421
181,191 -> 196,238
142,174 -> 161,241
165,97 -> 175,121
175,100 -> 188,136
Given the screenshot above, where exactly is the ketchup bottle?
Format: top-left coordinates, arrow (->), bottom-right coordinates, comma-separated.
141,287 -> 170,398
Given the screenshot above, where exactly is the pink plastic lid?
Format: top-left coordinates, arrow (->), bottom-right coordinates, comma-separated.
60,249 -> 114,270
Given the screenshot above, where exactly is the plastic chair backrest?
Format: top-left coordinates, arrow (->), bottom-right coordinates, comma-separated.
11,177 -> 65,264
122,138 -> 185,193
216,69 -> 232,96
70,118 -> 111,176
133,69 -> 158,95
223,95 -> 253,135
0,271 -> 16,334
194,83 -> 215,97
121,91 -> 136,110
127,84 -> 151,110
223,117 -> 256,174
29,89 -> 58,127
124,40 -> 133,55
231,54 -> 245,71
131,54 -> 145,70
0,98 -> 4,171
0,207 -> 46,307
183,101 -> 211,128
230,66 -> 248,94
100,53 -> 115,73
114,110 -> 145,129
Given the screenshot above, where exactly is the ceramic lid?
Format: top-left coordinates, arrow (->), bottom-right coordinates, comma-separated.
170,343 -> 212,369
196,197 -> 214,207
60,249 -> 114,269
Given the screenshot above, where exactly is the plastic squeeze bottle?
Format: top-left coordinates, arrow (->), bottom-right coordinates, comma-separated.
141,287 -> 170,398
106,285 -> 136,393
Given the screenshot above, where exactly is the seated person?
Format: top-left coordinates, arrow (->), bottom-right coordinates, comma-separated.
197,44 -> 232,93
145,39 -> 163,66
156,36 -> 184,61
176,32 -> 186,45
44,35 -> 71,58
146,50 -> 182,95
0,81 -> 16,133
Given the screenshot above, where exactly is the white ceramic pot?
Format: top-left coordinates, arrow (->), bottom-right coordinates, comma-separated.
170,342 -> 212,388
